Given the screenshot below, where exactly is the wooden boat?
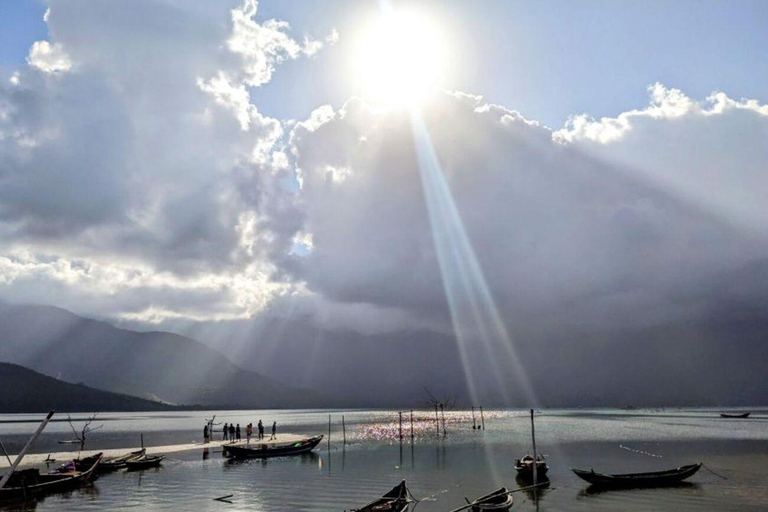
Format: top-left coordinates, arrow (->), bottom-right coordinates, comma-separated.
572,463 -> 702,488
469,487 -> 513,511
351,481 -> 409,512
720,412 -> 750,419
75,449 -> 145,472
224,435 -> 323,459
125,455 -> 164,471
0,453 -> 102,503
514,455 -> 549,480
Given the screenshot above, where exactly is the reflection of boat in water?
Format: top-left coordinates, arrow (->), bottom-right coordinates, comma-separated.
224,435 -> 323,459
720,412 -> 750,419
572,463 -> 702,488
0,453 -> 102,503
351,481 -> 409,512
469,487 -> 513,511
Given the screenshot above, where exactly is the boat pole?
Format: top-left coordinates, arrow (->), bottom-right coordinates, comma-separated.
530,409 -> 538,487
0,410 -> 54,489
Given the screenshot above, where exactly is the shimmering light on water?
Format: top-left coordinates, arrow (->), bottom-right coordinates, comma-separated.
1,409 -> 767,511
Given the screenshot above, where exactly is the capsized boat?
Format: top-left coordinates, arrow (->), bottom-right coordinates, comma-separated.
720,412 -> 750,419
572,463 -> 702,488
351,481 -> 409,512
0,453 -> 102,503
469,487 -> 513,511
224,435 -> 323,459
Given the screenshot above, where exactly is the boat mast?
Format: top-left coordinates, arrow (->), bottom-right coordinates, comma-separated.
530,408 -> 537,486
0,410 -> 54,489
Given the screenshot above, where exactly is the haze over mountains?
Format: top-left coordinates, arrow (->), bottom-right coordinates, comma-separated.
0,303 -> 321,410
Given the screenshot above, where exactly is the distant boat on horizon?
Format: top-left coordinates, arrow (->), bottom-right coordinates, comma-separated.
720,412 -> 750,419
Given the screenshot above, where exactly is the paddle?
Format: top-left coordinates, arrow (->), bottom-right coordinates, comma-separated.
445,482 -> 550,512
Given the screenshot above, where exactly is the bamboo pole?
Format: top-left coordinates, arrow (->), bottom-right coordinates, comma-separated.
342,415 -> 346,445
530,409 -> 538,487
410,410 -> 414,441
434,404 -> 440,436
471,406 -> 476,429
440,404 -> 446,437
398,411 -> 403,441
328,414 -> 331,445
480,407 -> 485,430
0,410 -> 54,489
0,441 -> 13,467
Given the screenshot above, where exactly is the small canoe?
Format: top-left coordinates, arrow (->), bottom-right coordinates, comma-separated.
0,453 -> 102,503
77,448 -> 145,472
125,455 -> 164,471
720,412 -> 750,419
572,463 -> 702,488
514,455 -> 548,481
224,435 -> 323,459
469,487 -> 513,511
351,481 -> 409,512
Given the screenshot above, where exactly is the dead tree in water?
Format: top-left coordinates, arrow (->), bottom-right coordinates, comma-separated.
424,388 -> 455,437
66,414 -> 103,450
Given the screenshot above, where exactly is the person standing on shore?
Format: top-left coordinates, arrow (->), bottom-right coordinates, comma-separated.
236,423 -> 241,441
203,423 -> 209,444
258,420 -> 264,440
270,421 -> 277,440
223,422 -> 229,441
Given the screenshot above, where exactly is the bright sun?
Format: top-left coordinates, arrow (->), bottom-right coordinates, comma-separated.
354,10 -> 449,107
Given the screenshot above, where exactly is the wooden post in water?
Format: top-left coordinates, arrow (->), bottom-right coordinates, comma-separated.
410,410 -> 414,441
440,404 -> 446,437
328,414 -> 331,446
530,409 -> 538,487
141,433 -> 144,450
480,407 -> 485,430
434,404 -> 440,436
0,410 -> 54,490
399,411 -> 403,441
342,415 -> 346,445
471,406 -> 477,430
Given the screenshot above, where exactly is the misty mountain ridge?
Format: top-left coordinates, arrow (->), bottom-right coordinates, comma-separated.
0,303 -> 323,409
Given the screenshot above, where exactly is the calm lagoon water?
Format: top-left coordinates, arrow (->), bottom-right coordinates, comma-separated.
1,409 -> 767,511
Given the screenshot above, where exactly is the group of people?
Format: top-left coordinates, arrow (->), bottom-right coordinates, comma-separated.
203,418 -> 277,444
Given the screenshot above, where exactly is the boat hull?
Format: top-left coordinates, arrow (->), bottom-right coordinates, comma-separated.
224,435 -> 323,459
471,487 -> 513,511
720,413 -> 750,418
572,463 -> 702,488
352,481 -> 409,512
0,454 -> 102,503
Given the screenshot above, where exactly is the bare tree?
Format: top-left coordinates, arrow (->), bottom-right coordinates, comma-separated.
66,414 -> 103,450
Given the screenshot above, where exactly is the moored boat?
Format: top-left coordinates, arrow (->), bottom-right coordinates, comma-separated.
469,487 -> 513,511
514,455 -> 549,481
351,481 -> 409,512
125,455 -> 164,471
224,435 -> 323,459
75,449 -> 145,473
572,463 -> 702,488
0,452 -> 102,503
720,412 -> 750,419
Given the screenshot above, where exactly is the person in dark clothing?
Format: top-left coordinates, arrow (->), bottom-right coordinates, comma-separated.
204,424 -> 209,444
258,420 -> 264,440
229,423 -> 235,441
236,424 -> 241,441
270,421 -> 277,440
223,422 -> 229,441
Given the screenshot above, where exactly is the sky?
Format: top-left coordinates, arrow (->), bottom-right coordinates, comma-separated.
1,1 -> 768,405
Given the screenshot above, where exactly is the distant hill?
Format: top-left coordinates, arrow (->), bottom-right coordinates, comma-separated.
0,362 -> 171,413
0,304 -> 323,409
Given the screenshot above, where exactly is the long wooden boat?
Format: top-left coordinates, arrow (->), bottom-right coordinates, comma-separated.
470,487 -> 513,511
125,455 -> 164,471
75,449 -> 145,473
224,435 -> 323,459
572,463 -> 702,488
0,453 -> 102,503
514,455 -> 548,481
720,412 -> 750,419
351,481 -> 409,512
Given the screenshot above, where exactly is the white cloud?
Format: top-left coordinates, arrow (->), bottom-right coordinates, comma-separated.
27,41 -> 72,73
